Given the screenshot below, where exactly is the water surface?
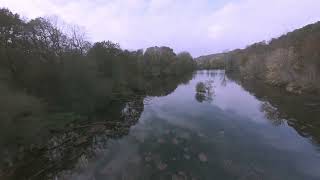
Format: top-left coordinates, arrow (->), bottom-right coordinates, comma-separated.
2,70 -> 320,180
55,70 -> 320,180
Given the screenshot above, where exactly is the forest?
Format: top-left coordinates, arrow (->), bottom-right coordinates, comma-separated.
0,7 -> 196,128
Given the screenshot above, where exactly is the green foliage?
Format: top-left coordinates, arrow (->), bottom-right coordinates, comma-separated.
142,47 -> 195,77
0,8 -> 196,123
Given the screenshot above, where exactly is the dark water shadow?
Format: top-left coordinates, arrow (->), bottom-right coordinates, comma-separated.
0,73 -> 194,180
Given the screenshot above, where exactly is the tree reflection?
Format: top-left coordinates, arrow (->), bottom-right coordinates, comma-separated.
195,80 -> 215,103
220,73 -> 228,87
0,73 -> 193,180
227,71 -> 320,146
195,93 -> 206,103
260,102 -> 284,126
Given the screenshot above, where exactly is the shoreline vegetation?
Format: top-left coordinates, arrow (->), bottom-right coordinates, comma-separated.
0,8 -> 196,179
196,21 -> 320,95
0,7 -> 196,127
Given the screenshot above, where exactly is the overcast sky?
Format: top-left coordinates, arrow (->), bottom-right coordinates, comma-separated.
1,0 -> 320,57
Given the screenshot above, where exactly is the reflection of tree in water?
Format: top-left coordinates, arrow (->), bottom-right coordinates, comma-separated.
0,73 -> 193,180
195,93 -> 206,103
202,70 -> 228,87
260,102 -> 284,126
195,80 -> 215,103
145,73 -> 193,97
2,97 -> 144,180
227,71 -> 320,146
207,71 -> 218,78
220,73 -> 227,87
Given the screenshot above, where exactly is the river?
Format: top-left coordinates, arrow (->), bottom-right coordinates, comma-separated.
1,70 -> 320,180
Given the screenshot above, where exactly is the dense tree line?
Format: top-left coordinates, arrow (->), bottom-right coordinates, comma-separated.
196,59 -> 225,69
203,22 -> 320,94
0,8 -> 196,119
196,54 -> 226,70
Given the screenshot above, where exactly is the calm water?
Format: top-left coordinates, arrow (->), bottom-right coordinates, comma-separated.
2,70 -> 320,180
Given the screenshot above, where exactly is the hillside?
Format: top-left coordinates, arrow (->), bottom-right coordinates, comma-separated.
202,21 -> 320,94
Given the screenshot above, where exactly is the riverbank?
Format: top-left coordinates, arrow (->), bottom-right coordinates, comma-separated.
196,21 -> 320,95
